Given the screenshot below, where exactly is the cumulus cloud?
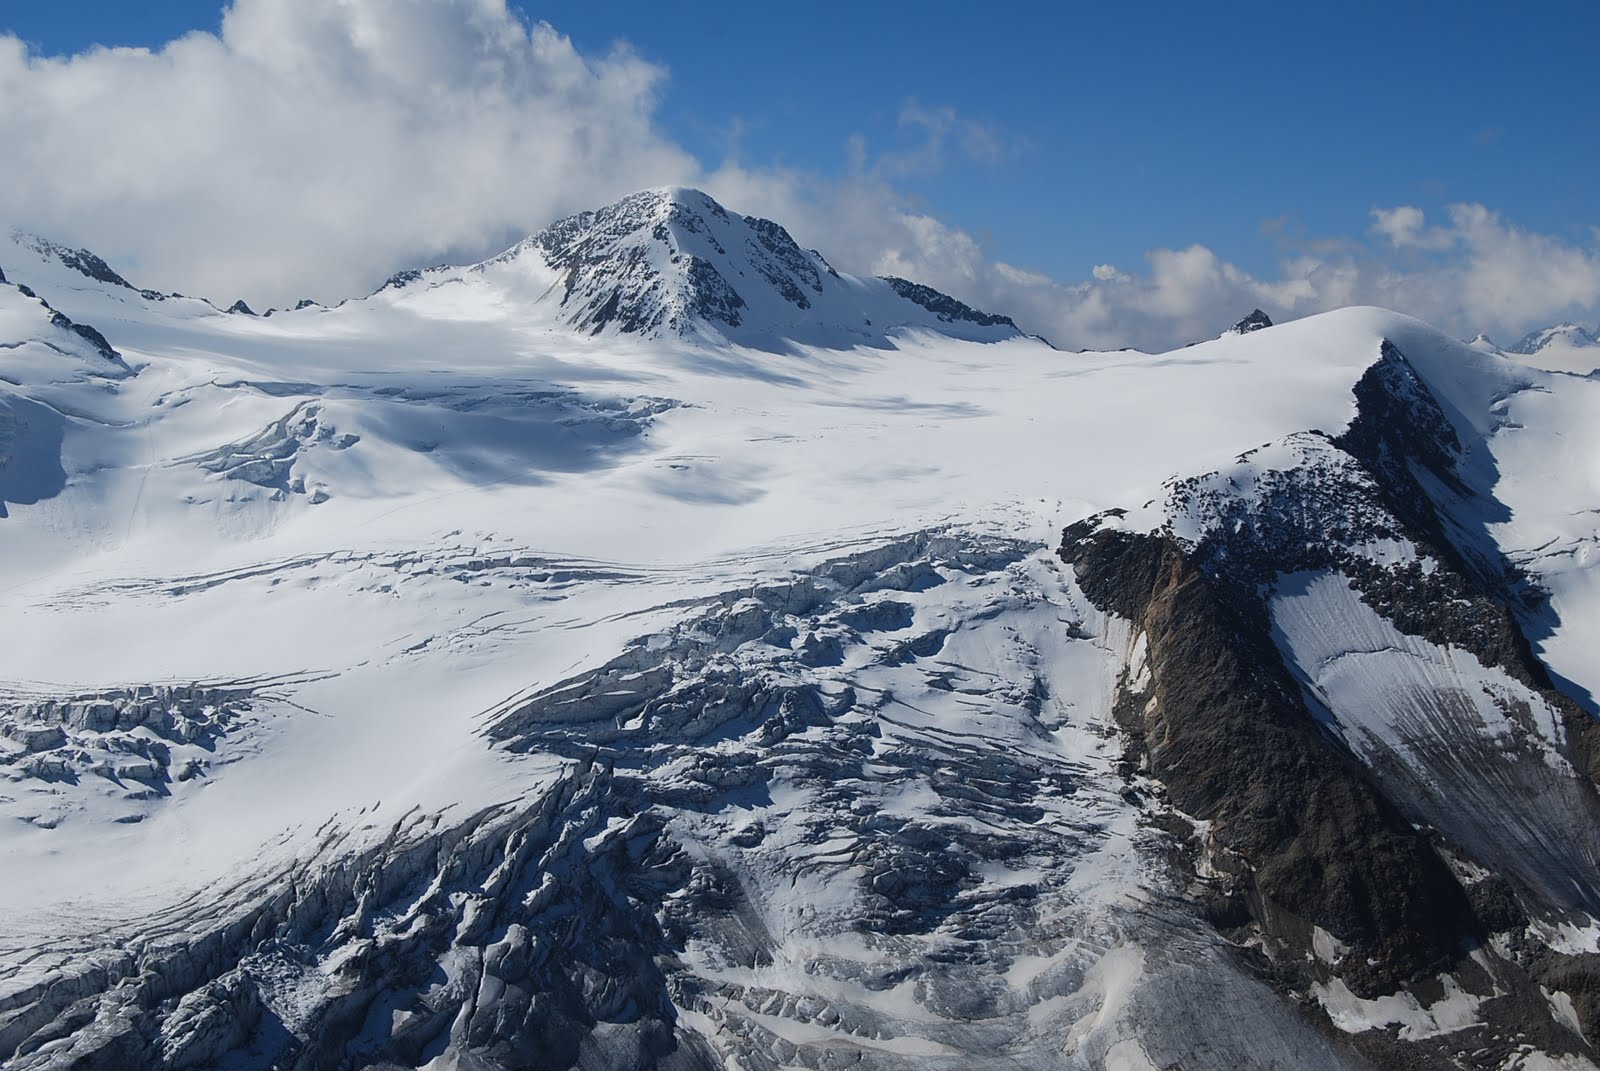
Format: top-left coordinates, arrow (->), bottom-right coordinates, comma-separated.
699,162 -> 1600,352
1370,205 -> 1450,250
2,1 -> 1597,352
704,159 -> 1600,350
0,0 -> 697,305
764,192 -> 1600,352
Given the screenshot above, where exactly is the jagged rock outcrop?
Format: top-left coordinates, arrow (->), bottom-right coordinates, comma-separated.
880,277 -> 1018,329
1229,308 -> 1273,333
372,187 -> 1028,349
1061,337 -> 1600,1063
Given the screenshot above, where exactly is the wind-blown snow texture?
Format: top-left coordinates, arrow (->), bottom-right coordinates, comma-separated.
4,190 -> 1600,1070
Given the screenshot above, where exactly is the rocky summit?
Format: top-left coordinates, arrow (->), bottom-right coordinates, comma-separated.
366,187 -> 1027,351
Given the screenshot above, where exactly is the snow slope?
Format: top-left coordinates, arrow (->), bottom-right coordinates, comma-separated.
5,197 -> 1600,1069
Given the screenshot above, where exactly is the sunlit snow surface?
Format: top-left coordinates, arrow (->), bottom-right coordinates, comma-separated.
6,229 -> 1600,1068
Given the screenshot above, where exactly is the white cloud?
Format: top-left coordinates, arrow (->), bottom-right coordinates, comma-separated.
1370,205 -> 1453,250
0,0 -> 697,305
1447,204 -> 1600,326
706,165 -> 1600,352
997,262 -> 1055,288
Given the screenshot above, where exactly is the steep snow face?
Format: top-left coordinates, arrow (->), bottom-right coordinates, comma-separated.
367,187 -> 1026,348
1272,570 -> 1600,913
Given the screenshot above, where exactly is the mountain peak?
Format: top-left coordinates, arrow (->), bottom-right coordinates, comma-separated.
1509,322 -> 1598,354
378,188 -> 1027,349
1229,308 -> 1273,334
8,230 -> 137,292
5,229 -> 179,306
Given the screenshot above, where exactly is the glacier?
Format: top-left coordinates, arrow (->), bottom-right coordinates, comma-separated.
4,189 -> 1600,1069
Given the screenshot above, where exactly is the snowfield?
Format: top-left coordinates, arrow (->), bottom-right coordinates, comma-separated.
5,192 -> 1600,1069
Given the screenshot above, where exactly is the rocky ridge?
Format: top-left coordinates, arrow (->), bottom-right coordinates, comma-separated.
1060,337 -> 1600,1066
373,187 -> 1030,349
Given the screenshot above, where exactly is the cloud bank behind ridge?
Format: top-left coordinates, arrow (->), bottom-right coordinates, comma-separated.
2,0 -> 1597,352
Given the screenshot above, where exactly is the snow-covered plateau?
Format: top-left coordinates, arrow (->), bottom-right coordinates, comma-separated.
5,188 -> 1600,1070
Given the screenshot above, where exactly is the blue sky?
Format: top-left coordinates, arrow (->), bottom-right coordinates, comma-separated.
2,1 -> 1597,348
546,0 -> 1600,281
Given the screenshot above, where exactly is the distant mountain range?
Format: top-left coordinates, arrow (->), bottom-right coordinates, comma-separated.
1472,321 -> 1600,374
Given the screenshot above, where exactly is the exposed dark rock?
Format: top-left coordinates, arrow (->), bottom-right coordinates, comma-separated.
745,216 -> 823,304
21,237 -> 135,290
226,300 -> 256,316
525,189 -> 757,335
48,311 -> 123,363
682,255 -> 745,327
373,267 -> 428,294
1059,521 -> 1478,994
8,234 -> 171,301
880,277 -> 1017,329
1061,336 -> 1600,1049
1230,309 -> 1273,333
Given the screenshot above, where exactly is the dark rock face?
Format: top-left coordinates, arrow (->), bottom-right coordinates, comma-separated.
1061,337 -> 1600,1058
681,254 -> 746,327
1060,522 -> 1478,994
375,268 -> 425,293
227,300 -> 256,316
48,312 -> 122,364
880,277 -> 1017,329
1230,309 -> 1273,333
746,216 -> 824,304
28,239 -> 134,290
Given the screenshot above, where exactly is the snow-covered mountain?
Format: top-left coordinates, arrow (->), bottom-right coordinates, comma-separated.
1498,322 -> 1600,374
5,195 -> 1600,1071
366,187 -> 1027,349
